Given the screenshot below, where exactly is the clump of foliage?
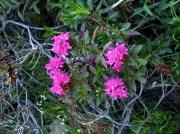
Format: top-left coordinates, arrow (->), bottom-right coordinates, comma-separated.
0,0 -> 180,133
131,110 -> 180,134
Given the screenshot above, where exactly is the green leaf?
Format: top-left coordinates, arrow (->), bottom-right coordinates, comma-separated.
0,0 -> 10,8
136,58 -> 147,65
77,87 -> 88,96
87,0 -> 93,10
122,23 -> 131,30
159,0 -> 173,12
130,7 -> 144,18
137,77 -> 146,83
103,41 -> 112,52
101,7 -> 111,14
43,27 -> 59,39
107,11 -> 119,21
96,1 -> 103,14
18,11 -> 24,21
61,1 -> 90,25
89,66 -> 96,75
130,80 -> 136,91
95,54 -> 106,67
174,57 -> 180,76
133,45 -> 143,55
143,3 -> 153,16
169,17 -> 180,25
30,0 -> 40,14
83,30 -> 91,45
95,54 -> 102,64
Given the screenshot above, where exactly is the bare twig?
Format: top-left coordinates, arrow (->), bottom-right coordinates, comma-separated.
111,0 -> 124,9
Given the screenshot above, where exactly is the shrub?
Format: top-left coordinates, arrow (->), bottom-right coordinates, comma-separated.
0,0 -> 179,133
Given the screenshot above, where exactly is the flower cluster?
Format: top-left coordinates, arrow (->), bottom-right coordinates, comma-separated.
105,43 -> 128,72
104,43 -> 129,99
104,77 -> 129,99
51,32 -> 72,56
45,32 -> 71,96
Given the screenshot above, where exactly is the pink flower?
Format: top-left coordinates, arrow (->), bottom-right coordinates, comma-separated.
52,32 -> 70,42
50,84 -> 65,96
51,32 -> 72,56
49,70 -> 70,96
104,77 -> 129,99
45,56 -> 64,71
50,70 -> 70,86
105,43 -> 128,72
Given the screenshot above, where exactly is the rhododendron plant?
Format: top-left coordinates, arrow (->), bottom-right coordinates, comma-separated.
104,77 -> 129,99
105,43 -> 128,72
45,32 -> 71,96
2,0 -> 179,133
